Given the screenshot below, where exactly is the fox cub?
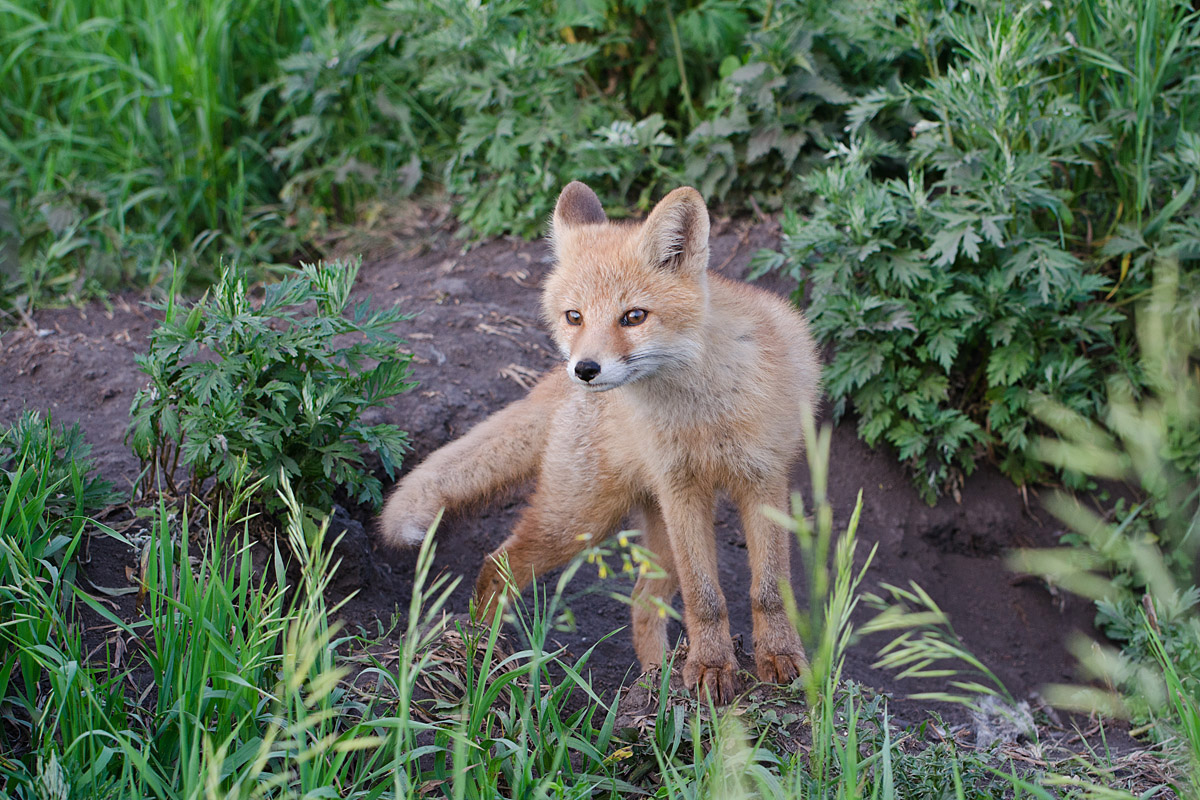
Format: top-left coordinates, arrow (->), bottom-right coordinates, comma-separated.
379,181 -> 821,701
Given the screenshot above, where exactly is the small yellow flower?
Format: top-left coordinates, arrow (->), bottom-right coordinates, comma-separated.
605,746 -> 634,764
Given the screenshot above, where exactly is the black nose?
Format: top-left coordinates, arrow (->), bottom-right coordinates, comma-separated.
574,360 -> 601,382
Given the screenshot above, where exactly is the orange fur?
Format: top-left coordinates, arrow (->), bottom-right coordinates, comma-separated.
379,182 -> 821,702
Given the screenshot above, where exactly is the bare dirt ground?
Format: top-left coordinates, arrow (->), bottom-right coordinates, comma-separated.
0,213 -> 1104,733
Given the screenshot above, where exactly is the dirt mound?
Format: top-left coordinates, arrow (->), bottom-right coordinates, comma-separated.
0,217 -> 1098,726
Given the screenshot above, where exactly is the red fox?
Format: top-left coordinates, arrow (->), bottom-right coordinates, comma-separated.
380,182 -> 821,702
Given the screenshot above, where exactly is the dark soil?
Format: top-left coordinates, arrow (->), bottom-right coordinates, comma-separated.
0,214 -> 1101,731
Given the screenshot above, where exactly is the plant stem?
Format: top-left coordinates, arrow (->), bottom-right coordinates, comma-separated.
665,2 -> 698,126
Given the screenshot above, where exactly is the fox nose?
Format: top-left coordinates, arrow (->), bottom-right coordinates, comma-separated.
574,360 -> 601,382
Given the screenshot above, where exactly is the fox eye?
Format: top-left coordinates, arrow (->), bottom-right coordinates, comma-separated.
565,310 -> 583,326
621,308 -> 647,327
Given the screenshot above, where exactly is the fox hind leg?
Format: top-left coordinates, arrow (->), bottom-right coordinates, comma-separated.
630,499 -> 680,670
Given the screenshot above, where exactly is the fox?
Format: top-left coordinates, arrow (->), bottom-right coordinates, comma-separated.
379,181 -> 821,702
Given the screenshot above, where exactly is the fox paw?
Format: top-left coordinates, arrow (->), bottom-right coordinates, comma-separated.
755,650 -> 807,685
683,657 -> 738,704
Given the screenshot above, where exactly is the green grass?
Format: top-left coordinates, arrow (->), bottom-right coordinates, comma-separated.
2,410 -> 1190,797
0,0 -> 355,307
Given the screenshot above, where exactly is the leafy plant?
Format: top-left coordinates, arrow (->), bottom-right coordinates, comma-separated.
355,0 -> 628,238
1095,588 -> 1200,702
127,258 -> 414,512
594,0 -> 754,125
760,0 -> 1200,502
245,22 -> 425,242
678,2 -> 862,205
266,0 -> 920,239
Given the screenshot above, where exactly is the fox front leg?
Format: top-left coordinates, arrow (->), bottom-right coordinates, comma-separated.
473,445 -> 633,623
732,478 -> 807,684
658,484 -> 738,704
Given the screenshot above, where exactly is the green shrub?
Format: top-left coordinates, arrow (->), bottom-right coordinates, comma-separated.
759,0 -> 1200,501
127,258 -> 414,512
351,0 -> 638,238
0,0 -> 941,306
244,21 -> 425,243
262,0 -> 906,237
676,0 -> 917,207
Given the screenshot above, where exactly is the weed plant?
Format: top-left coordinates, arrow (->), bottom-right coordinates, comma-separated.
127,258 -> 414,513
0,410 -> 117,522
0,468 -> 122,794
1006,261 -> 1200,794
0,412 -> 118,766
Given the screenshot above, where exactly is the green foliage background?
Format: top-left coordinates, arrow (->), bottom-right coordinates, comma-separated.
757,0 -> 1200,499
2,1 -> 1199,791
2,0 -> 1197,497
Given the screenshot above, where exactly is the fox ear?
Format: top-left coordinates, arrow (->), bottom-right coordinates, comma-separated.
640,187 -> 709,274
553,181 -> 606,229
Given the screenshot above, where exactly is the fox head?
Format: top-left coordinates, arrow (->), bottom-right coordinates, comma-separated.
543,181 -> 711,392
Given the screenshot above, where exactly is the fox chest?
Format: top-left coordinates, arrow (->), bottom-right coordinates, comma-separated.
601,405 -> 789,492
